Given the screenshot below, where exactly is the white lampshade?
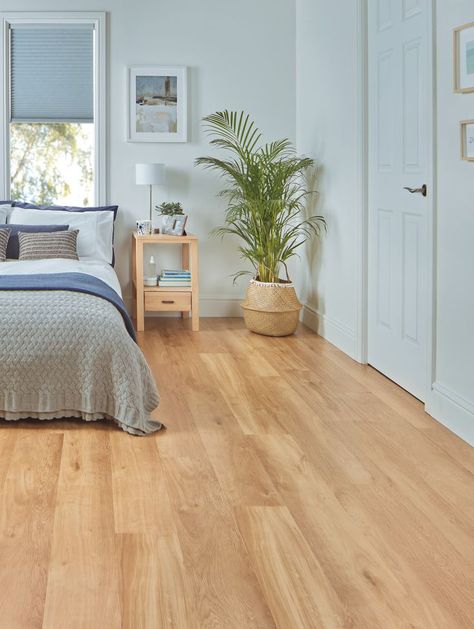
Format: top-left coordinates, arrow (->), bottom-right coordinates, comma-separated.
135,163 -> 165,186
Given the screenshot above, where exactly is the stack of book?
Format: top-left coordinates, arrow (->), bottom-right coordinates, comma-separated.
158,269 -> 192,287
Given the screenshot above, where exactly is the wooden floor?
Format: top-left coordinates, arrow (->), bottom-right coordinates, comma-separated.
0,318 -> 472,628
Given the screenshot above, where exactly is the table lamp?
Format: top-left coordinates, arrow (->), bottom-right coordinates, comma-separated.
135,163 -> 165,221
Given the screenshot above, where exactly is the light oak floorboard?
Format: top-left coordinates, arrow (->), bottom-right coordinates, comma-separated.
0,432 -> 62,629
119,532 -> 192,629
42,430 -> 121,629
110,432 -> 172,534
251,433 -> 460,628
0,318 -> 471,628
236,505 -> 346,629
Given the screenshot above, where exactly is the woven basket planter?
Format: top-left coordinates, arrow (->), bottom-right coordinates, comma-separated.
241,278 -> 302,337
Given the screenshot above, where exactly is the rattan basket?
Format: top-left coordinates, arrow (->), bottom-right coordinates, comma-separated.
241,278 -> 302,337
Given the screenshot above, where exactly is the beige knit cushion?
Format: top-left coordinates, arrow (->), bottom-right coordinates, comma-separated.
0,228 -> 11,262
18,229 -> 79,260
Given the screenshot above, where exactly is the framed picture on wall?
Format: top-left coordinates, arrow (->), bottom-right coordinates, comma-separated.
128,66 -> 188,142
454,22 -> 474,93
460,120 -> 474,161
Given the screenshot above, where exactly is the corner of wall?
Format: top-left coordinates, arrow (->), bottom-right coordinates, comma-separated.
301,303 -> 358,360
295,0 -> 367,366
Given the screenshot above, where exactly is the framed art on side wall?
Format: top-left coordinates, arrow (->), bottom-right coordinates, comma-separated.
128,66 -> 188,142
454,22 -> 474,93
460,120 -> 474,161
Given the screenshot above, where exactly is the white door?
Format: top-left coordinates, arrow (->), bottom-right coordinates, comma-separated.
368,0 -> 433,401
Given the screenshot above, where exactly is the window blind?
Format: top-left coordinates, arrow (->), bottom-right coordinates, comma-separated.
10,24 -> 94,123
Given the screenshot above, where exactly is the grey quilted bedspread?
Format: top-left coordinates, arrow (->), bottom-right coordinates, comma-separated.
0,290 -> 161,435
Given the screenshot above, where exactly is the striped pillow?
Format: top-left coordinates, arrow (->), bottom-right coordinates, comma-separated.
18,229 -> 79,261
0,227 -> 11,262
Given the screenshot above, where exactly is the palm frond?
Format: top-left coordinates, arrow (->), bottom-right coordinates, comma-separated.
196,110 -> 325,283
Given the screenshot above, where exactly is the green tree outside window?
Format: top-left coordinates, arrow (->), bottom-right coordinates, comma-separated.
10,123 -> 94,206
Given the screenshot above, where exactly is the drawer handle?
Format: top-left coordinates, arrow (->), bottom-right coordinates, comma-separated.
162,300 -> 175,304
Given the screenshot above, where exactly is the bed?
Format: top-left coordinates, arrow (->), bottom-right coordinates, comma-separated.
0,202 -> 162,436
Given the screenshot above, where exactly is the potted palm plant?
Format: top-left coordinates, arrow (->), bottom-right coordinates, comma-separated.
196,111 -> 325,336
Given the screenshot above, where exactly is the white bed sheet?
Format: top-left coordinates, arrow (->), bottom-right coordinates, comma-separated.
0,259 -> 122,297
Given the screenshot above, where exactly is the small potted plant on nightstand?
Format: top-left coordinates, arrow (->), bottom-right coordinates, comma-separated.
154,201 -> 187,236
196,110 -> 325,337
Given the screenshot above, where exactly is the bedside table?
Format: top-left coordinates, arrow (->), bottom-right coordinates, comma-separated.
132,233 -> 199,332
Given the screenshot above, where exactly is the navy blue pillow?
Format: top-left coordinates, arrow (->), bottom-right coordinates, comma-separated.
13,202 -> 119,220
0,224 -> 69,259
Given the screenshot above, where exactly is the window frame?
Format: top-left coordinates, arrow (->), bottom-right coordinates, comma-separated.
0,11 -> 106,205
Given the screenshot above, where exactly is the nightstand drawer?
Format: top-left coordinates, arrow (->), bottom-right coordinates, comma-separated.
145,291 -> 192,312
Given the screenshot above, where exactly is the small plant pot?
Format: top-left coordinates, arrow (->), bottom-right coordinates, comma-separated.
241,278 -> 302,337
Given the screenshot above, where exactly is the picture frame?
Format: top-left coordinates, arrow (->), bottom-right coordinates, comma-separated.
128,66 -> 188,142
136,219 -> 153,235
161,214 -> 188,236
460,120 -> 474,161
454,22 -> 474,93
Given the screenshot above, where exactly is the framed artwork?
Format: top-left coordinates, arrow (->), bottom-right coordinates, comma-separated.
454,22 -> 474,93
460,120 -> 474,161
128,66 -> 188,142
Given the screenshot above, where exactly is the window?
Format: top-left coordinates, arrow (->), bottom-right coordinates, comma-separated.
0,13 -> 106,205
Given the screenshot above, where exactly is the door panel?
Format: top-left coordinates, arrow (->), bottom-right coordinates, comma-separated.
403,38 -> 422,171
376,209 -> 393,329
377,0 -> 393,32
377,50 -> 396,171
401,212 -> 421,343
403,0 -> 422,20
368,0 -> 432,401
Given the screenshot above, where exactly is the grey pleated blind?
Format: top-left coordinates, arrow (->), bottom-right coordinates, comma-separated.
10,24 -> 94,122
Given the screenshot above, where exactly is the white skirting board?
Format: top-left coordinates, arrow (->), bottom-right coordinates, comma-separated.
301,304 -> 358,360
199,297 -> 243,317
427,383 -> 474,447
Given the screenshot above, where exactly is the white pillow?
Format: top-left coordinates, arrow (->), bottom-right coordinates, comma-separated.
8,207 -> 114,263
0,204 -> 14,223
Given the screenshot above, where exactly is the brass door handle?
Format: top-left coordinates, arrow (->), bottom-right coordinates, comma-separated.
403,184 -> 427,197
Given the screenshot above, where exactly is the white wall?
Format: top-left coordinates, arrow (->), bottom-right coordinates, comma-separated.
1,0 -> 296,315
295,0 -> 364,359
295,0 -> 474,444
429,0 -> 474,445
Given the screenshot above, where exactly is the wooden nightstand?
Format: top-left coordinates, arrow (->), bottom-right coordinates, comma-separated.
132,233 -> 199,332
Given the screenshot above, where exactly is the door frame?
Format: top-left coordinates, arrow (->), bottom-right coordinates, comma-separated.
355,0 -> 436,408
